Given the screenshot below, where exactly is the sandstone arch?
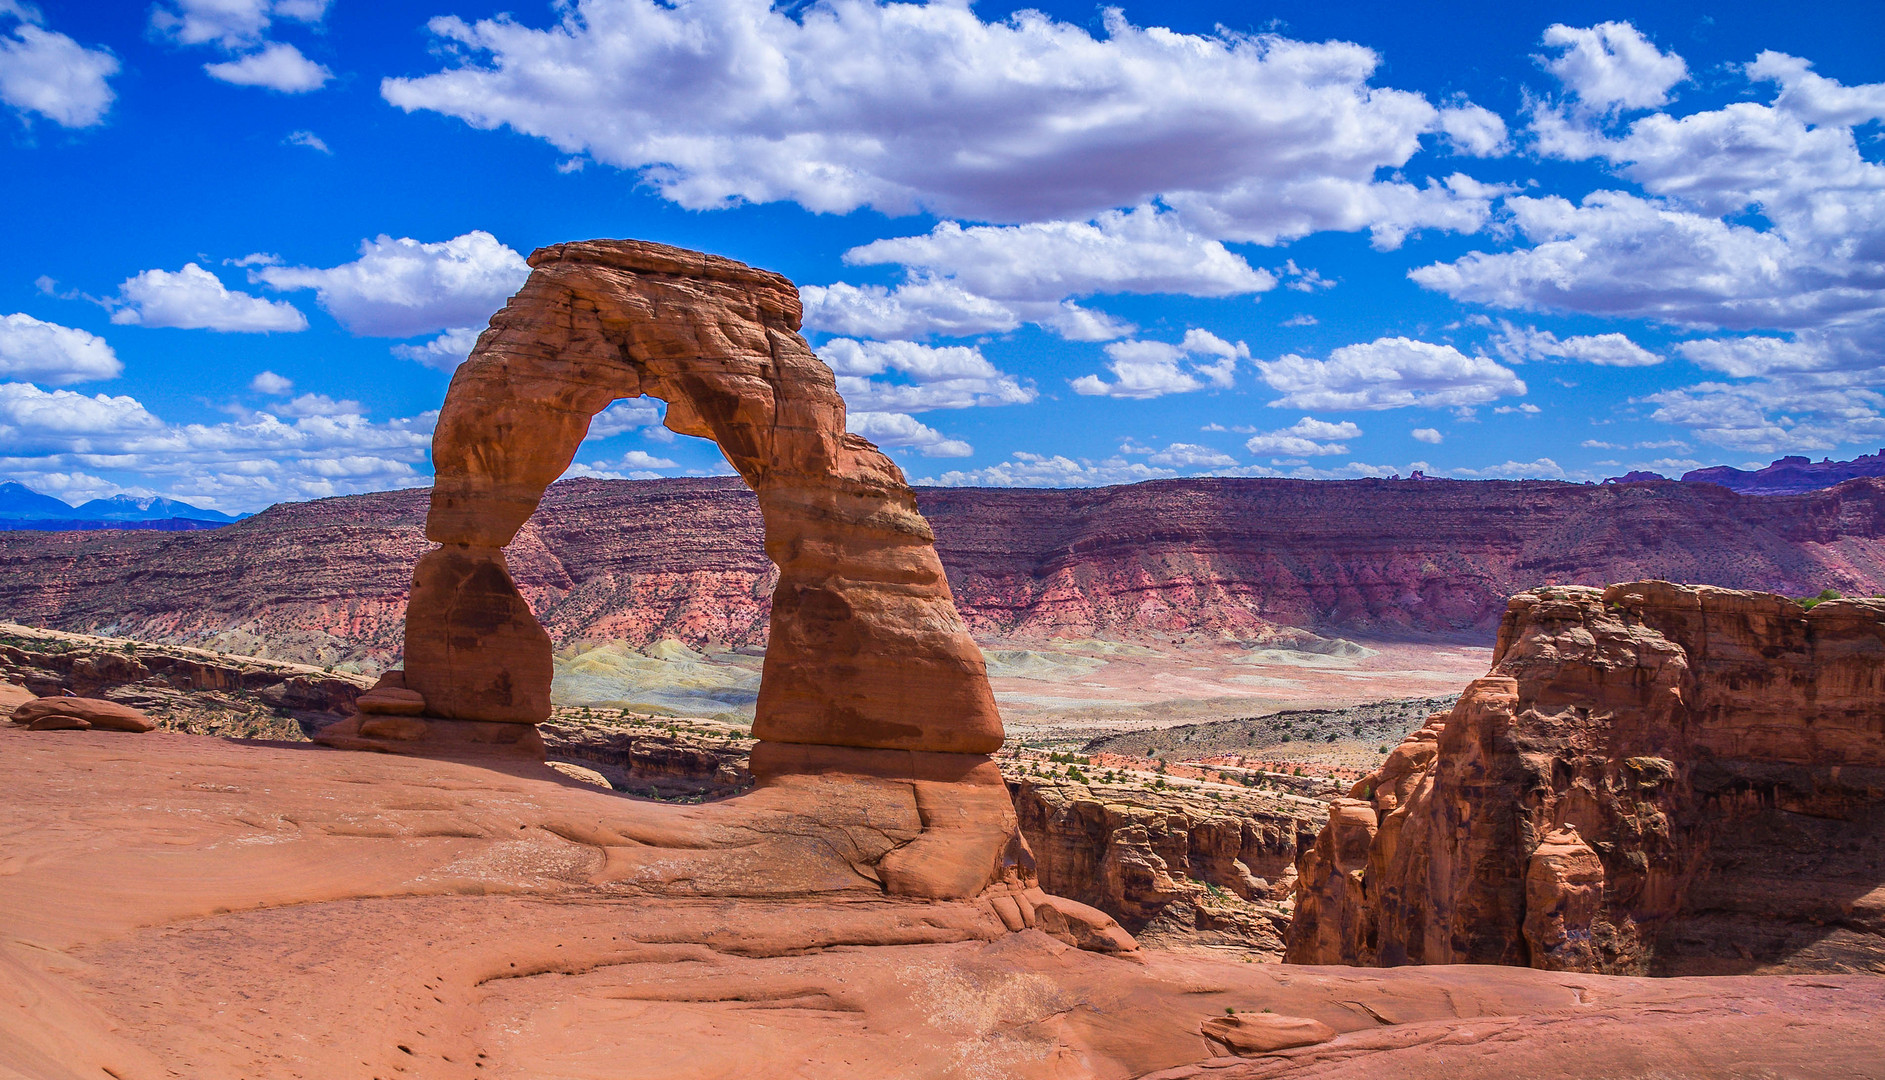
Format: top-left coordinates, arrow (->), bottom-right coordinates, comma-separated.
404,239 -> 1003,757
318,239 -> 1125,915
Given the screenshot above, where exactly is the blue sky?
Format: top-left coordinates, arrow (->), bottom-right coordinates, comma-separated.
2,0 -> 1882,512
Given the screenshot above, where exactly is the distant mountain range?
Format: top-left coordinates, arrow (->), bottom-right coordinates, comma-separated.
1682,451 -> 1885,496
0,482 -> 243,531
1,474 -> 1881,669
1608,450 -> 1885,496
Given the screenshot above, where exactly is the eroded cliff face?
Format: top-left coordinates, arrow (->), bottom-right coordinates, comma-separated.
1286,581 -> 1885,975
1009,779 -> 1318,955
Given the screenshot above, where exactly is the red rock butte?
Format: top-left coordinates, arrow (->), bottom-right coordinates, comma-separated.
1288,581 -> 1885,975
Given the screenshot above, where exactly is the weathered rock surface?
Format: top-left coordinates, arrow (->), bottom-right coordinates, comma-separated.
7,475 -> 1885,668
6,725 -> 1883,1080
0,679 -> 35,714
1287,581 -> 1885,975
0,622 -> 367,737
11,697 -> 154,732
1200,1013 -> 1339,1055
541,720 -> 754,800
1011,778 -> 1315,956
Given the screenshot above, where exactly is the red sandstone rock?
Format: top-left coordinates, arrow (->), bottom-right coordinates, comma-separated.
1009,779 -> 1309,954
404,240 -> 1000,756
355,686 -> 425,716
1287,581 -> 1885,975
12,697 -> 154,732
1522,826 -> 1607,972
405,544 -> 553,723
0,682 -> 31,713
1200,1013 -> 1338,1055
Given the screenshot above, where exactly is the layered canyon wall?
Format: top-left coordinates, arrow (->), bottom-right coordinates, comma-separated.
2,475 -> 1883,669
1286,581 -> 1885,975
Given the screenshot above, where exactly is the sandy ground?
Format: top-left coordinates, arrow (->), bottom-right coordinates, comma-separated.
4,723 -> 1882,1080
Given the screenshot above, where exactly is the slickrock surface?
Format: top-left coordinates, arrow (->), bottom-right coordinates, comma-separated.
6,725 -> 1882,1080
1287,581 -> 1885,975
5,475 -> 1884,669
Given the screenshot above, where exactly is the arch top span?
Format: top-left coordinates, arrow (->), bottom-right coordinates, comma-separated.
403,238 -> 1005,757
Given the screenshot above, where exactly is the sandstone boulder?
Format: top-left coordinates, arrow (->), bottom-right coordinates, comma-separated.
12,697 -> 155,733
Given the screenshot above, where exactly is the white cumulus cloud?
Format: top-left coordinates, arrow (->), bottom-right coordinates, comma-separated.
1749,50 -> 1885,127
0,313 -> 121,383
1417,45 -> 1885,453
1538,21 -> 1687,114
382,0 -> 1502,244
1257,336 -> 1526,411
0,378 -> 433,512
276,392 -> 360,418
390,326 -> 484,370
205,41 -> 330,92
1645,374 -> 1885,454
921,451 -> 1182,488
1425,57 -> 1885,336
818,338 -> 1035,414
151,0 -> 328,50
1411,427 -> 1443,444
1447,457 -> 1571,480
249,370 -> 293,395
1243,417 -> 1362,456
1492,322 -> 1660,366
806,207 -> 1276,342
110,264 -> 308,332
1122,441 -> 1239,468
584,398 -> 664,439
1072,329 -> 1246,399
258,232 -> 528,338
563,447 -> 684,481
283,129 -> 329,153
0,9 -> 119,128
846,209 -> 1275,301
845,410 -> 972,457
